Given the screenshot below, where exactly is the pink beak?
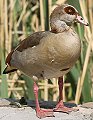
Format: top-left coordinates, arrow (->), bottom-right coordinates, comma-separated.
76,15 -> 89,26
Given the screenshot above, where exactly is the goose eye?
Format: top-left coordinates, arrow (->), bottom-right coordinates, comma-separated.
68,9 -> 73,14
64,6 -> 76,15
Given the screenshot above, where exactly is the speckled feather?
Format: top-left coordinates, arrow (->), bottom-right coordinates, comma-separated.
6,31 -> 49,65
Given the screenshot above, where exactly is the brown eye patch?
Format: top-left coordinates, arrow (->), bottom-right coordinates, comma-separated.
64,6 -> 76,15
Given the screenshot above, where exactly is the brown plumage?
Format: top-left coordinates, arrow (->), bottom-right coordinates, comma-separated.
3,4 -> 89,119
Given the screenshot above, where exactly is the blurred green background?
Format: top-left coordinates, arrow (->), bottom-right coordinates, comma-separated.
0,0 -> 93,104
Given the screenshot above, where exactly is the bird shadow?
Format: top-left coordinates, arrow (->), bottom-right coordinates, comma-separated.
3,98 -> 77,109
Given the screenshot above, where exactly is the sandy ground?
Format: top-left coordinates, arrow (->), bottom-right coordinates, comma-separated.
0,99 -> 93,120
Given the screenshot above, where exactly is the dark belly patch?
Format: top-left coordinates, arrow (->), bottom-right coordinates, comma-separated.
60,68 -> 69,71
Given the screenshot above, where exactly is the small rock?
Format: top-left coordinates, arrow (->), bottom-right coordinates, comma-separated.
0,98 -> 10,106
90,112 -> 93,120
81,102 -> 93,109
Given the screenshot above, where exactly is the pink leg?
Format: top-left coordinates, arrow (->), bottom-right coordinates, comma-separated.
33,82 -> 54,118
54,76 -> 75,113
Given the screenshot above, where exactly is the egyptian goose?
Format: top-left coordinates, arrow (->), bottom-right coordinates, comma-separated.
3,4 -> 88,119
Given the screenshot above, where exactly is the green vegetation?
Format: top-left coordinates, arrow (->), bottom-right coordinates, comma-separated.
0,0 -> 93,103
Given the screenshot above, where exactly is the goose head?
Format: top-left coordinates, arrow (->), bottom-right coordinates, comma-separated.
50,4 -> 89,32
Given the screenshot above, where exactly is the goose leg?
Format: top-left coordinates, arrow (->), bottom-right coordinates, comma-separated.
53,76 -> 74,113
33,82 -> 54,118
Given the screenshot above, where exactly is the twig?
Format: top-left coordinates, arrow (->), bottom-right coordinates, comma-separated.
40,0 -> 45,30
